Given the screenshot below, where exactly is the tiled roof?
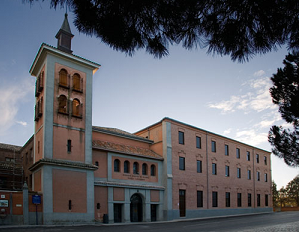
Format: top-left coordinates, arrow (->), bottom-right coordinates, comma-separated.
92,126 -> 153,143
43,43 -> 100,66
92,140 -> 163,160
0,143 -> 22,152
29,158 -> 98,172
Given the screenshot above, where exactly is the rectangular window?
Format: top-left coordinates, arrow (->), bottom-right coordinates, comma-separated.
225,145 -> 229,156
196,136 -> 201,149
5,157 -> 14,162
179,131 -> 184,144
237,193 -> 242,207
225,192 -> 230,207
212,192 -> 218,207
256,154 -> 259,163
257,171 -> 260,181
38,141 -> 40,154
265,194 -> 269,207
67,139 -> 72,153
212,163 -> 217,175
179,157 -> 185,170
264,173 -> 268,182
257,194 -> 261,207
179,190 -> 186,217
197,160 -> 202,173
248,193 -> 252,207
236,148 -> 240,159
225,165 -> 230,177
211,141 -> 216,152
237,168 -> 241,178
247,170 -> 251,180
264,156 -> 267,165
247,151 -> 250,161
197,191 -> 203,207
69,200 -> 72,210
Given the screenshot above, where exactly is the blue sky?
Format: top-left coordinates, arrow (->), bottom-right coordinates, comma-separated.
0,0 -> 298,189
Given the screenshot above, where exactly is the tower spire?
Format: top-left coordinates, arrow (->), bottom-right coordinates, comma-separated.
55,13 -> 74,54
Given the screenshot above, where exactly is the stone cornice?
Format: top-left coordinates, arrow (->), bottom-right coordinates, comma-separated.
94,180 -> 165,190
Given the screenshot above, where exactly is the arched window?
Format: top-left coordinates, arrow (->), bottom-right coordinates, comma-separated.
114,159 -> 120,172
72,73 -> 81,91
142,163 -> 147,175
72,98 -> 81,117
58,95 -> 67,113
133,162 -> 139,174
59,69 -> 68,87
124,160 -> 130,173
150,165 -> 156,176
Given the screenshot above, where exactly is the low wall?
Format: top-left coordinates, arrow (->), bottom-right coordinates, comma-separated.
281,207 -> 299,212
0,190 -> 43,225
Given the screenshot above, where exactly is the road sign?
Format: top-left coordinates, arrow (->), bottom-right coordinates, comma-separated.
32,195 -> 41,205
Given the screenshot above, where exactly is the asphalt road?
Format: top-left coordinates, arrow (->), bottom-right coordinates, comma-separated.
1,211 -> 299,232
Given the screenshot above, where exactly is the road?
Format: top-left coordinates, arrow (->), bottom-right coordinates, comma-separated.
1,211 -> 299,232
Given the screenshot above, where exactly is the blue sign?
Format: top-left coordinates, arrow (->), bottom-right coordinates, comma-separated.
32,195 -> 41,204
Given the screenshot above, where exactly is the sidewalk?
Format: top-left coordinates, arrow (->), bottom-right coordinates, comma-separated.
0,211 -> 273,229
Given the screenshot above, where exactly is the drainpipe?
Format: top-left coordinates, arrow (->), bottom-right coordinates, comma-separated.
253,148 -> 256,208
206,132 -> 209,209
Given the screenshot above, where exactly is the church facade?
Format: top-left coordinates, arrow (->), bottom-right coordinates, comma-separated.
1,14 -> 272,225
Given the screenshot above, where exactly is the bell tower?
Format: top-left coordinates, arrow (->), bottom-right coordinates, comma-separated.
29,14 -> 100,224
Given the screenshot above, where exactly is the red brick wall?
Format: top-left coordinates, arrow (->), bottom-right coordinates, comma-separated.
34,169 -> 42,192
151,190 -> 160,202
93,150 -> 107,178
52,169 -> 87,213
12,192 -> 23,215
94,186 -> 108,221
113,188 -> 125,201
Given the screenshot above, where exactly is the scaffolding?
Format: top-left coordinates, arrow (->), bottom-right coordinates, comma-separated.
0,148 -> 23,190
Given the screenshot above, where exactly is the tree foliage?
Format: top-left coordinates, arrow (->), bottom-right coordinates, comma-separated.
273,176 -> 299,208
26,0 -> 299,62
268,52 -> 299,167
286,175 -> 299,207
272,180 -> 279,207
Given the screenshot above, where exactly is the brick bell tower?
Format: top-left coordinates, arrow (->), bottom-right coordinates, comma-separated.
29,13 -> 100,224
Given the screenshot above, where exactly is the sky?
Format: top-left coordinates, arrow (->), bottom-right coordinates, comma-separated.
0,0 -> 298,189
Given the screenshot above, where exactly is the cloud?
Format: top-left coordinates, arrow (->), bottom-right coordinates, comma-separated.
255,119 -> 275,128
0,79 -> 34,135
254,70 -> 265,77
208,95 -> 240,113
16,121 -> 28,126
255,112 -> 282,129
235,129 -> 268,146
223,128 -> 232,135
208,76 -> 275,114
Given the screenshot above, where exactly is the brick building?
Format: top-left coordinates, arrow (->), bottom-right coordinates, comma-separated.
0,14 -> 272,225
135,117 -> 272,220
